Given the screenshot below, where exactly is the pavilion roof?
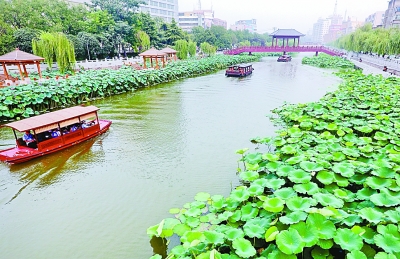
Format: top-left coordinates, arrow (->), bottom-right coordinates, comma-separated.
139,48 -> 167,57
0,49 -> 45,63
270,29 -> 305,37
160,47 -> 177,54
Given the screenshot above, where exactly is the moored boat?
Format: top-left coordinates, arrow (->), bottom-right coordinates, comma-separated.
277,55 -> 292,62
225,64 -> 254,77
0,105 -> 111,164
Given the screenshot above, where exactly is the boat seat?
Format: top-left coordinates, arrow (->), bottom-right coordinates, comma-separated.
17,138 -> 27,147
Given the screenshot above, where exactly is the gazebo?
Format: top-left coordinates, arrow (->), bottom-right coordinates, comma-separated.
160,47 -> 178,61
138,48 -> 168,69
0,48 -> 45,81
270,29 -> 305,47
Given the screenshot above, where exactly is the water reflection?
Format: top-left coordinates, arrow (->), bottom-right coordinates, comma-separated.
4,133 -> 107,203
150,236 -> 168,258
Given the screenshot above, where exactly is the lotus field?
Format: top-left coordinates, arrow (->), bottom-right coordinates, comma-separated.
147,57 -> 400,259
0,55 -> 260,121
302,54 -> 354,69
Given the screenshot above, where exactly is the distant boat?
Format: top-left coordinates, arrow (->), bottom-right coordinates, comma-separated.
0,105 -> 112,164
225,64 -> 254,77
277,55 -> 292,62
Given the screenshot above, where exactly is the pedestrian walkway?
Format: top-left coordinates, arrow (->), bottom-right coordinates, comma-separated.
349,58 -> 391,77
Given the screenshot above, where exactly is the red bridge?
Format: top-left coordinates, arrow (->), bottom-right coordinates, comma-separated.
223,46 -> 343,56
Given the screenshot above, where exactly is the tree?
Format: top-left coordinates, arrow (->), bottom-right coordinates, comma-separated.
33,32 -> 76,73
89,0 -> 142,22
174,40 -> 188,60
188,41 -> 197,57
81,10 -> 115,35
132,13 -> 160,47
136,30 -> 150,52
13,28 -> 40,53
200,42 -> 216,56
165,19 -> 187,46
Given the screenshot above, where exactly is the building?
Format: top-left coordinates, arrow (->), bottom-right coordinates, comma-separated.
341,17 -> 364,35
139,0 -> 179,22
178,10 -> 227,32
384,0 -> 400,28
312,18 -> 331,44
365,11 -> 385,28
230,19 -> 257,33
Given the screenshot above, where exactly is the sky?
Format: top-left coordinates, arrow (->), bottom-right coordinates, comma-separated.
178,0 -> 388,34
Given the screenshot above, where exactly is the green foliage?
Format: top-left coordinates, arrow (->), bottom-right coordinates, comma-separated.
88,0 -> 141,22
188,41 -> 197,57
174,40 -> 188,60
302,54 -> 354,69
13,28 -> 40,53
200,42 -> 217,56
33,32 -> 76,73
146,60 -> 400,258
136,30 -> 150,51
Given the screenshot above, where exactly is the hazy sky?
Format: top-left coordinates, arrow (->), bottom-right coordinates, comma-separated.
178,0 -> 388,34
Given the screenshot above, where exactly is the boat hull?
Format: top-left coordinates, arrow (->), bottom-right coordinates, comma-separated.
0,120 -> 112,164
225,71 -> 253,77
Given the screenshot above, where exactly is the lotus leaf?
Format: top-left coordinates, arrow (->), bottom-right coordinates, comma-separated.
247,184 -> 264,196
285,155 -> 306,165
356,188 -> 377,200
300,161 -> 323,172
306,214 -> 336,239
293,182 -> 320,195
243,222 -> 265,238
276,164 -> 295,177
203,231 -> 225,245
281,145 -> 298,155
268,249 -> 297,259
313,193 -> 344,208
265,161 -> 282,172
274,187 -> 297,199
288,169 -> 311,184
224,227 -> 245,241
239,171 -> 259,182
317,239 -> 334,249
265,178 -> 286,190
286,196 -> 315,211
384,210 -> 400,223
334,173 -> 349,187
341,215 -> 363,226
240,203 -> 259,221
359,207 -> 383,224
181,231 -> 205,243
370,192 -> 400,207
262,153 -> 280,162
276,229 -> 305,255
374,252 -> 397,259
262,197 -> 285,213
371,167 -> 396,179
170,245 -> 187,257
374,234 -> 400,253
279,211 -> 307,225
316,170 -> 335,185
185,216 -> 201,228
228,210 -> 241,223
232,238 -> 257,258
355,125 -> 373,133
374,132 -> 390,141
331,152 -> 346,161
333,228 -> 364,251
195,192 -> 211,202
332,162 -> 355,177
347,250 -> 367,259
230,188 -> 250,203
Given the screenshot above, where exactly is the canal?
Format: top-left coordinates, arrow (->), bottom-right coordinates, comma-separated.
0,54 -> 341,259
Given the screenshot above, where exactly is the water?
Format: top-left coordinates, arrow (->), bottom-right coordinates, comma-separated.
0,55 -> 341,259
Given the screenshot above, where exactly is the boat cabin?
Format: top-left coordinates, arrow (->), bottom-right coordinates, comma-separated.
225,64 -> 253,77
0,105 -> 112,164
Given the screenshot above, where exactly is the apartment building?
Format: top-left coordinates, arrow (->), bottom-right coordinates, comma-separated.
139,0 -> 179,22
178,10 -> 227,32
230,19 -> 257,33
384,0 -> 400,28
365,11 -> 385,28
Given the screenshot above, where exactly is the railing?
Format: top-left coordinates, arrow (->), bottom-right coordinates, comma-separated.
223,46 -> 343,56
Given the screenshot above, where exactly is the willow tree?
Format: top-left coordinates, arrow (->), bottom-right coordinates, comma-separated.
136,30 -> 150,51
200,42 -> 216,56
188,41 -> 197,57
33,32 -> 76,73
174,39 -> 188,60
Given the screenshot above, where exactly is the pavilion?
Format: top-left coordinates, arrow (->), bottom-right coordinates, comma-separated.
138,48 -> 168,69
160,47 -> 178,61
270,29 -> 305,47
0,48 -> 45,81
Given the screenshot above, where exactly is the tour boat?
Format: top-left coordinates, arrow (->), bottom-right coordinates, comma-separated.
277,55 -> 292,62
0,105 -> 112,164
225,64 -> 254,77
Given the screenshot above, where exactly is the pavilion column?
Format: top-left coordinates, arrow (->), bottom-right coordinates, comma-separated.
162,56 -> 165,67
150,57 -> 154,68
23,64 -> 28,77
272,37 -> 274,47
16,63 -> 24,80
275,38 -> 278,47
155,57 -> 159,69
2,63 -> 9,80
143,57 -> 147,69
35,61 -> 43,79
298,37 -> 301,47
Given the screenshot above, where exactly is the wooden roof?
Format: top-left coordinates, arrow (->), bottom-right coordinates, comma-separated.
0,49 -> 45,63
139,48 -> 167,57
160,47 -> 177,54
270,29 -> 305,37
2,105 -> 99,132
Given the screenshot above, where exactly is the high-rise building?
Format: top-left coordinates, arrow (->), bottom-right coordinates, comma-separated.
384,0 -> 400,28
312,18 -> 331,44
365,11 -> 385,28
178,10 -> 227,32
230,19 -> 257,33
139,0 -> 179,22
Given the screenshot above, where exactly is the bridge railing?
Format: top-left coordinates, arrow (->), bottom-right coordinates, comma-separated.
223,46 -> 343,56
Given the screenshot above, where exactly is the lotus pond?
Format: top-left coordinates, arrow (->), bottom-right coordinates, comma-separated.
0,54 -> 343,259
147,56 -> 400,259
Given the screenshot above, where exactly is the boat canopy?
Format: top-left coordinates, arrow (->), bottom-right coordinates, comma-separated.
228,64 -> 252,68
2,105 -> 100,133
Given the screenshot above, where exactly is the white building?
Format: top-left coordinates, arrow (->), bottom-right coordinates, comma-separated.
312,18 -> 331,44
365,11 -> 385,28
178,10 -> 227,32
139,0 -> 179,22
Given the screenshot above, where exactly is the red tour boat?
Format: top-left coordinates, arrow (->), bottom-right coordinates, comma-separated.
225,64 -> 254,77
0,105 -> 112,164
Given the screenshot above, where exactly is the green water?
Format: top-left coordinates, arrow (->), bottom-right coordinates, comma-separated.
0,55 -> 341,259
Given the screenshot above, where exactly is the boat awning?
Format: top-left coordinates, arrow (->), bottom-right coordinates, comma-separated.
2,105 -> 100,132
